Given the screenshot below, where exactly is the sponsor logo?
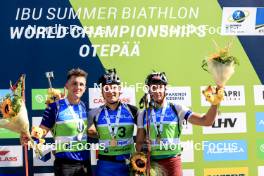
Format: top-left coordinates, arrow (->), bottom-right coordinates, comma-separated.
89,87 -> 136,108
255,8 -> 264,30
204,167 -> 248,176
0,146 -> 23,167
258,166 -> 264,176
165,87 -> 192,107
203,140 -> 247,161
0,151 -> 9,156
257,139 -> 264,160
203,113 -> 247,134
0,150 -> 17,162
221,7 -> 263,36
181,140 -> 194,163
260,144 -> 264,152
254,85 -> 264,105
256,112 -> 264,132
228,10 -> 249,23
32,88 -> 64,110
183,169 -> 194,176
213,118 -> 236,128
32,146 -> 55,166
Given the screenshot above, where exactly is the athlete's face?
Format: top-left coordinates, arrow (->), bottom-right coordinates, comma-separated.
149,84 -> 166,104
66,76 -> 86,100
102,84 -> 121,104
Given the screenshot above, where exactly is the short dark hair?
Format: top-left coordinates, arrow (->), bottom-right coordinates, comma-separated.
67,68 -> 88,81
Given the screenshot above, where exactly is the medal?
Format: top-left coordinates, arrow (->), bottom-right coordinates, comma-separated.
110,137 -> 117,147
104,106 -> 122,147
77,119 -> 84,141
151,104 -> 167,145
77,133 -> 83,141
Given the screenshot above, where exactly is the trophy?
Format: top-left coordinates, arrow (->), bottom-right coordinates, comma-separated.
45,71 -> 65,105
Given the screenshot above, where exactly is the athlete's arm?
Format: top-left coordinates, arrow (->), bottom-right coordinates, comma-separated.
188,105 -> 218,126
188,85 -> 222,126
135,111 -> 146,152
87,109 -> 99,138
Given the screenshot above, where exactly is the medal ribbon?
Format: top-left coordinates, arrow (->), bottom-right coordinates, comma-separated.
104,105 -> 122,139
65,98 -> 84,134
151,102 -> 167,137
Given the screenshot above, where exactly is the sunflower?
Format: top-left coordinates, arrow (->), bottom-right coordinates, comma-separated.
130,152 -> 147,174
0,98 -> 15,119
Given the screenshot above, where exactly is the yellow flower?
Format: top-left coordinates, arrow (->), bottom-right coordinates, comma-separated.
130,152 -> 147,174
0,98 -> 15,118
209,53 -> 220,60
219,48 -> 228,57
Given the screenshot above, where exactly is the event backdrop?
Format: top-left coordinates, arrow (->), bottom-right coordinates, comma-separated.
0,0 -> 264,176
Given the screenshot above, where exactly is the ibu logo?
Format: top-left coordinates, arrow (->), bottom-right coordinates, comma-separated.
232,10 -> 246,23
227,9 -> 249,23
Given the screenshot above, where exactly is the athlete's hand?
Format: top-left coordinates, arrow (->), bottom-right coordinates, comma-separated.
20,132 -> 30,146
145,139 -> 151,152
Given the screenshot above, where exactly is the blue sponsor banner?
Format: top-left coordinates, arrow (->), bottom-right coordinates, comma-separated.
203,140 -> 248,161
256,112 -> 264,132
256,8 -> 264,29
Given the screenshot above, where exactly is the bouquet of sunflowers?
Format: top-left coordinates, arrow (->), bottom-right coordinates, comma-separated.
0,75 -> 47,158
201,41 -> 239,87
0,75 -> 30,135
